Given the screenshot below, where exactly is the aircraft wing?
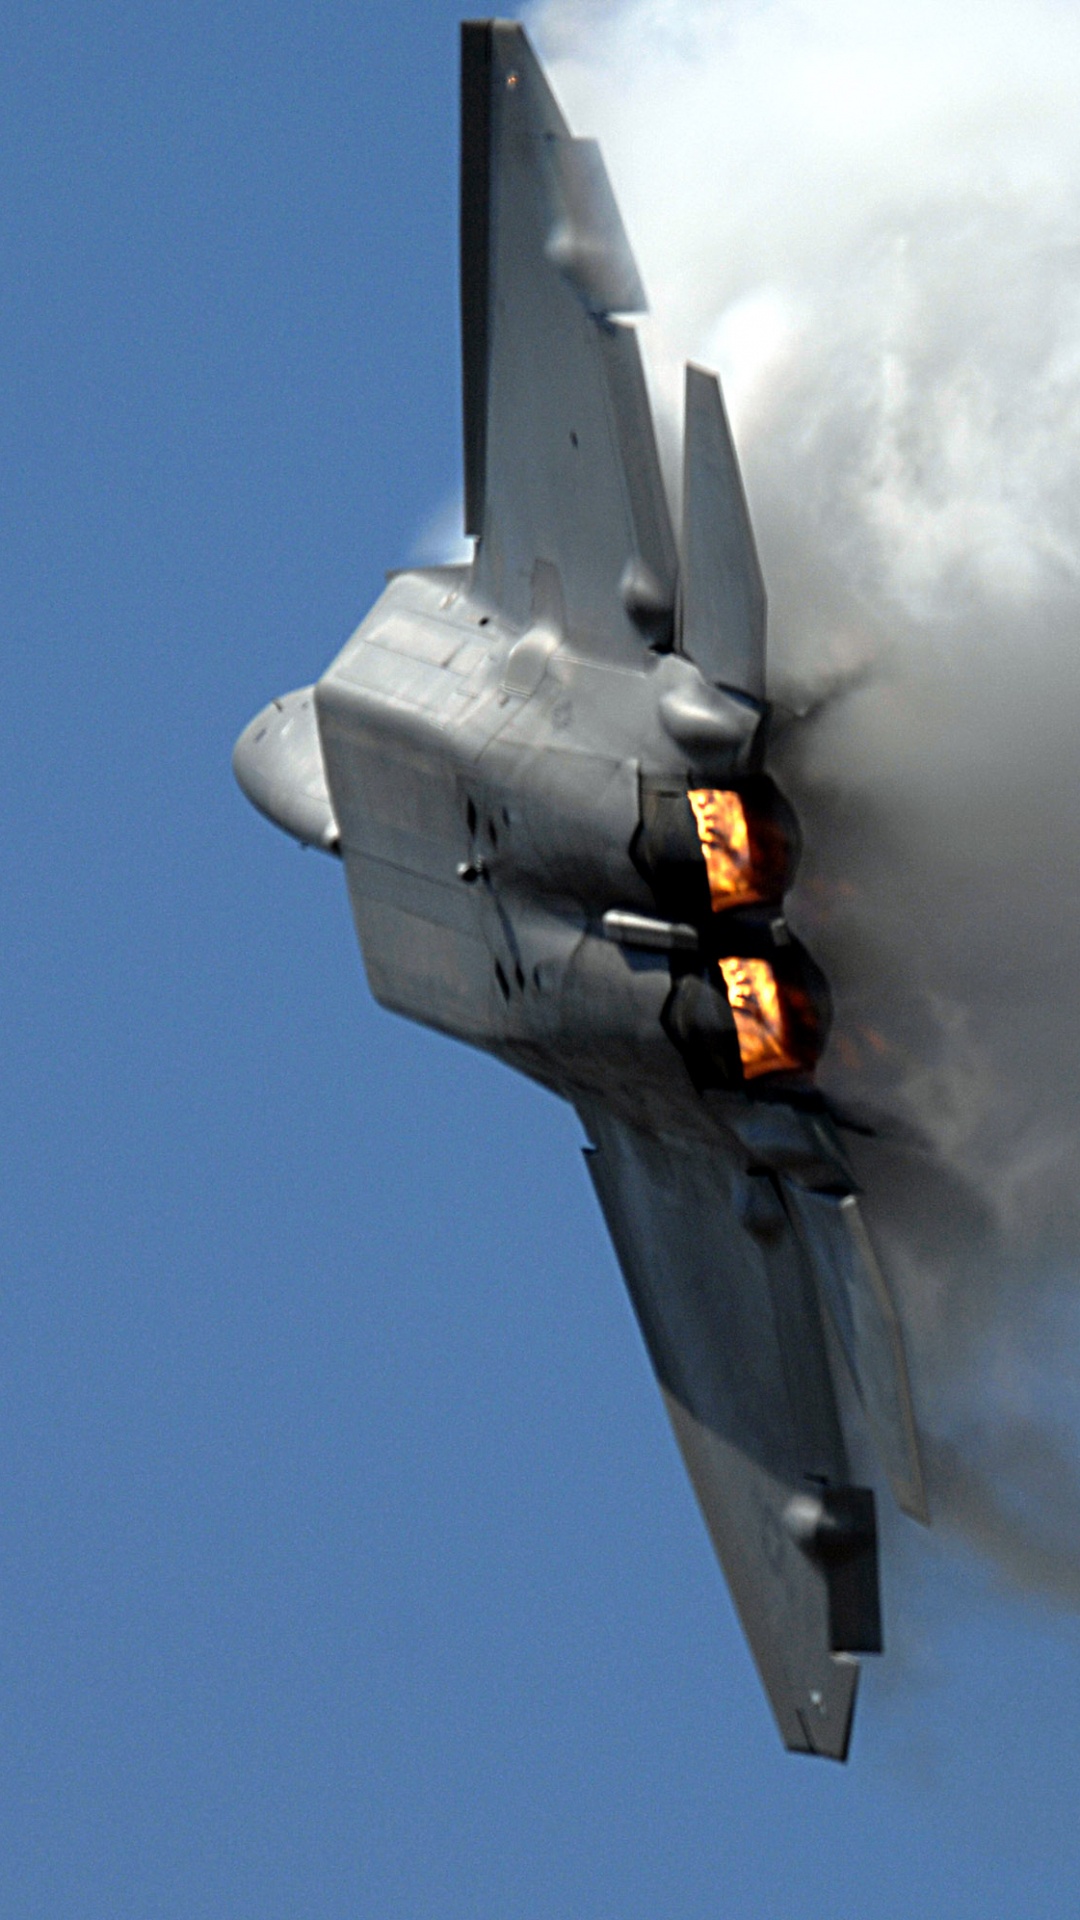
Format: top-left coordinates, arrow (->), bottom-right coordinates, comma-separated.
460,21 -> 678,661
576,1095 -> 884,1761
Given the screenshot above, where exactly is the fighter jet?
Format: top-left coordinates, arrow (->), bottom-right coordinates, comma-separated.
234,19 -> 928,1761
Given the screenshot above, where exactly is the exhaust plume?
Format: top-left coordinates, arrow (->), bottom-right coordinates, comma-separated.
532,0 -> 1080,1596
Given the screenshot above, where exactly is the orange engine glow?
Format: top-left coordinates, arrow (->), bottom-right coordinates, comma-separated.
688,789 -> 758,910
718,957 -> 803,1078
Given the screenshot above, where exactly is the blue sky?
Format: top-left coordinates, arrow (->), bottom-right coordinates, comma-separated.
5,2 -> 1080,1913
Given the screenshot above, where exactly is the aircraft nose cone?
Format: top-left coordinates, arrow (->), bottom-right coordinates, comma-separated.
232,686 -> 340,852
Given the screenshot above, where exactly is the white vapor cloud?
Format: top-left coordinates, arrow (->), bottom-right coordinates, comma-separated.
410,491 -> 473,566
531,0 -> 1080,1598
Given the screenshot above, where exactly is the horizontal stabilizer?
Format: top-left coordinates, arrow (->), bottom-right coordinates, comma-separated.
781,1184 -> 929,1524
680,363 -> 766,699
578,1099 -> 879,1759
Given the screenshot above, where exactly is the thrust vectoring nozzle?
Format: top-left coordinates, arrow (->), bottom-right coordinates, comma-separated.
679,363 -> 766,702
232,20 -> 934,1763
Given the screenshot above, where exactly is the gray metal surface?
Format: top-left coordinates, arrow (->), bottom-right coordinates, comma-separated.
232,687 -> 339,852
680,362 -> 766,699
461,22 -> 676,658
781,1185 -> 928,1522
233,18 -> 928,1760
578,1099 -> 872,1761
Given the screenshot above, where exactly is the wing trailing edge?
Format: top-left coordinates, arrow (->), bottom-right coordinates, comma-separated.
578,1099 -> 880,1760
458,21 -> 676,658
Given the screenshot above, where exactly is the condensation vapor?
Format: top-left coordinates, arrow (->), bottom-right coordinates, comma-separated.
532,0 -> 1080,1602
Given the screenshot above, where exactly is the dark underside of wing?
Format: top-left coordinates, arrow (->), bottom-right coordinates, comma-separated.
576,1096 -> 884,1761
460,21 -> 677,662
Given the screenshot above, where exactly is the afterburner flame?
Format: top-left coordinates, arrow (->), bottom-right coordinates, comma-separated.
718,957 -> 801,1078
688,789 -> 756,909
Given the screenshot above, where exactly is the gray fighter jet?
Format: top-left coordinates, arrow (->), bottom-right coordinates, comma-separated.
234,19 -> 927,1761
